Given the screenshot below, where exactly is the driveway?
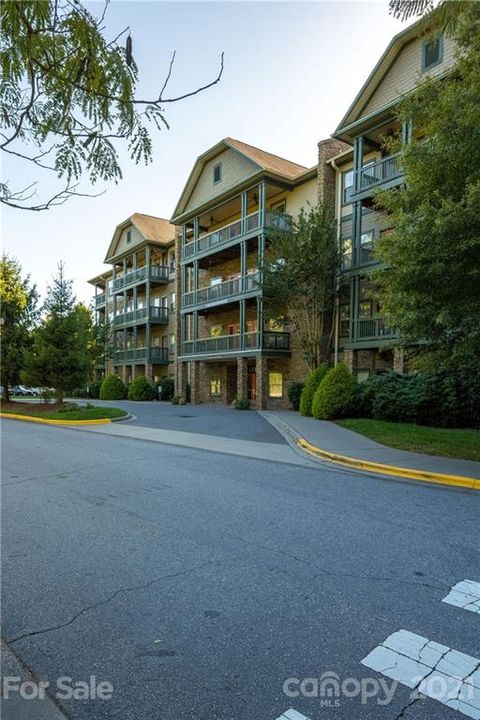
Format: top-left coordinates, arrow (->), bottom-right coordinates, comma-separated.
83,399 -> 286,444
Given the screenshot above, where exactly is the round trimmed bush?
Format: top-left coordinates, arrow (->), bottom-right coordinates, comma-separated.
299,364 -> 329,416
99,374 -> 127,400
128,376 -> 155,401
312,363 -> 356,420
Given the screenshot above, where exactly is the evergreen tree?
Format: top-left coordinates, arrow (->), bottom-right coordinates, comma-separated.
24,263 -> 87,401
0,254 -> 38,401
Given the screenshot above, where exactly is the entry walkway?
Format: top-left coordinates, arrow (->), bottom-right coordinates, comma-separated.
260,411 -> 480,480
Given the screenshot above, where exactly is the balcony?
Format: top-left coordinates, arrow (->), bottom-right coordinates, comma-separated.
183,272 -> 259,310
95,293 -> 106,307
352,153 -> 403,200
341,243 -> 377,273
180,330 -> 290,358
351,317 -> 396,343
112,347 -> 169,364
182,210 -> 290,261
112,265 -> 169,292
113,306 -> 169,327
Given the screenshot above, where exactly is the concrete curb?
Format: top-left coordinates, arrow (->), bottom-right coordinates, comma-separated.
0,412 -> 123,426
297,438 -> 480,491
259,411 -> 480,491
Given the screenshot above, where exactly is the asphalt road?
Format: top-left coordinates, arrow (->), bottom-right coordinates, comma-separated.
2,420 -> 479,720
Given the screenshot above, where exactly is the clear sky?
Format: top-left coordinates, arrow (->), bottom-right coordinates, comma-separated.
3,0 -> 408,304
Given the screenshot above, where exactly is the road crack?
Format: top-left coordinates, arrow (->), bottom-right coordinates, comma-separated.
7,557 -> 240,644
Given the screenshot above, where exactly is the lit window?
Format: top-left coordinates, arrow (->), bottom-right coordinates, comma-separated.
342,170 -> 354,204
169,292 -> 175,311
213,163 -> 222,184
423,36 -> 443,71
359,301 -> 372,318
268,372 -> 283,398
210,377 -> 221,396
360,230 -> 374,245
342,237 -> 352,269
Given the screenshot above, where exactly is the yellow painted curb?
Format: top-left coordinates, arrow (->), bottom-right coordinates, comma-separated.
297,438 -> 480,491
0,412 -> 112,426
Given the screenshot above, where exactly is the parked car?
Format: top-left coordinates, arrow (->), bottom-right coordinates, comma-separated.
11,385 -> 36,396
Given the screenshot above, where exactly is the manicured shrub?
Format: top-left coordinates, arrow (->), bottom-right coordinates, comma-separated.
370,372 -> 416,423
299,364 -> 329,417
99,374 -> 127,400
287,382 -> 304,412
157,377 -> 174,401
232,396 -> 250,410
312,363 -> 356,420
127,376 -> 155,401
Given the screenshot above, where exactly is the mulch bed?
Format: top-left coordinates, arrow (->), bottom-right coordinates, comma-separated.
1,401 -> 67,415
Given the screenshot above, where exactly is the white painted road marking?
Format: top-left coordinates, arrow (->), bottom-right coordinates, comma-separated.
275,709 -> 311,720
361,630 -> 480,718
443,580 -> 480,615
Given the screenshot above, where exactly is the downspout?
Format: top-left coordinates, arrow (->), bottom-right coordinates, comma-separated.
330,157 -> 343,367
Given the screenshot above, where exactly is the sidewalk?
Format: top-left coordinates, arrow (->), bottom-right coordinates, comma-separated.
1,642 -> 68,720
261,410 -> 480,481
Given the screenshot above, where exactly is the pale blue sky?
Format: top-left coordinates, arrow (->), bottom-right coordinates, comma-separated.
3,1 -> 407,304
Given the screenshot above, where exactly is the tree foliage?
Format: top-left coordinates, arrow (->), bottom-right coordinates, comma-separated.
261,204 -> 338,371
0,254 -> 38,401
99,374 -> 127,400
388,0 -> 469,30
375,4 -> 480,370
311,364 -> 356,421
1,0 -> 223,210
74,303 -> 109,383
23,262 -> 88,400
299,364 -> 329,417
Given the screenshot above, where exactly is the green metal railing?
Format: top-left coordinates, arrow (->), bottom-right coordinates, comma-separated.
181,330 -> 290,356
183,210 -> 290,260
356,153 -> 402,194
112,265 -> 169,292
183,272 -> 259,308
112,306 -> 169,327
112,347 -> 169,363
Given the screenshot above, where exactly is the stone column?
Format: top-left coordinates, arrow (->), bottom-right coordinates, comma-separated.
145,363 -> 153,382
190,361 -> 201,404
176,360 -> 188,401
393,347 -> 405,374
343,349 -> 358,378
255,355 -> 268,410
237,357 -> 248,400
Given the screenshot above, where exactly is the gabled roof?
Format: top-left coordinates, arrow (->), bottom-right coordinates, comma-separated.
104,213 -> 175,262
334,17 -> 423,139
171,137 -> 311,222
225,138 -> 308,179
87,269 -> 112,286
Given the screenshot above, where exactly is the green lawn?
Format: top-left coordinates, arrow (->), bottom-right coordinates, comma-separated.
337,418 -> 480,462
1,405 -> 127,421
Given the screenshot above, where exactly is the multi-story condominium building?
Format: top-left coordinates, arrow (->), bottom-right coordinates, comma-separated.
330,21 -> 455,380
171,137 -> 344,409
89,213 -> 177,384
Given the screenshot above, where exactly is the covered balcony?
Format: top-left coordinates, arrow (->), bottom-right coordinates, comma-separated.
113,306 -> 169,328
181,330 -> 290,358
181,181 -> 292,262
112,347 -> 169,364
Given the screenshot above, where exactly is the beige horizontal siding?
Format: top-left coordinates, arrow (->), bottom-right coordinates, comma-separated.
363,34 -> 455,117
184,149 -> 259,214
